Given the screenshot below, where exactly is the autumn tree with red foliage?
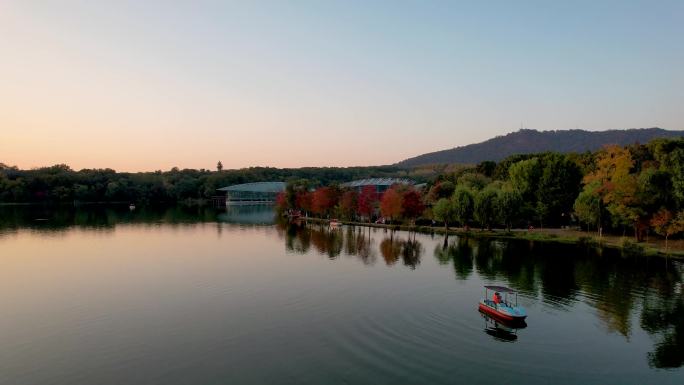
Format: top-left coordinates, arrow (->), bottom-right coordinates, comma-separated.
311,187 -> 339,217
275,191 -> 287,212
357,185 -> 379,222
650,208 -> 684,251
339,190 -> 358,220
380,186 -> 403,223
296,190 -> 313,215
401,189 -> 425,224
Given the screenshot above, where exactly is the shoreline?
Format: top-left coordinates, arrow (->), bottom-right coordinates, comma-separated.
298,217 -> 684,259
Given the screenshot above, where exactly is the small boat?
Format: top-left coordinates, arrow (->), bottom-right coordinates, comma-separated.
329,219 -> 341,228
129,204 -> 136,211
478,285 -> 527,322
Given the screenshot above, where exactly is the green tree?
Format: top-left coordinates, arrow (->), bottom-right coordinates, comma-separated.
509,158 -> 542,200
433,198 -> 456,231
535,201 -> 549,230
497,187 -> 522,231
457,173 -> 491,191
574,182 -> 602,233
476,161 -> 497,177
536,153 -> 583,226
73,184 -> 92,201
474,186 -> 499,230
493,153 -> 537,180
638,168 -> 674,211
651,138 -> 684,206
452,186 -> 474,227
508,157 -> 542,224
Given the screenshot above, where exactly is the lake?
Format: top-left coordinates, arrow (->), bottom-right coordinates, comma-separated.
0,205 -> 682,384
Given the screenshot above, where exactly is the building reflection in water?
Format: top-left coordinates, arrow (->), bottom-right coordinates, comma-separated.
216,204 -> 277,225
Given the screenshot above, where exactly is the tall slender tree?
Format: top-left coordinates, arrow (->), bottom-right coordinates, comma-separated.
452,186 -> 475,228
433,198 -> 456,231
475,187 -> 499,230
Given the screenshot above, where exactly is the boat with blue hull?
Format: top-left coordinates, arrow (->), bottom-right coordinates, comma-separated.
478,285 -> 527,323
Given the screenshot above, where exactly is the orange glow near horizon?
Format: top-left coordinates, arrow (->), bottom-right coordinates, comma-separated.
1,1 -> 681,172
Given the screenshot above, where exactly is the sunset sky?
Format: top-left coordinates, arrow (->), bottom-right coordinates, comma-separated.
1,0 -> 682,171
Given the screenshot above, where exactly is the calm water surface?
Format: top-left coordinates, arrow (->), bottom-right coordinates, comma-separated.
0,205 -> 682,384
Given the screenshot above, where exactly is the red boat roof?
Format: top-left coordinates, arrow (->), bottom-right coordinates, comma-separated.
484,285 -> 517,293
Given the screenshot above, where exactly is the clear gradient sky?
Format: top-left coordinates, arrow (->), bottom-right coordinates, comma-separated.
1,1 -> 682,171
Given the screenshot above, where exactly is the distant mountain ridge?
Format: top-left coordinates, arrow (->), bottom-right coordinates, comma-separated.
397,128 -> 684,167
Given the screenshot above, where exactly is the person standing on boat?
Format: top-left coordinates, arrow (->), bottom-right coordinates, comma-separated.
493,292 -> 502,305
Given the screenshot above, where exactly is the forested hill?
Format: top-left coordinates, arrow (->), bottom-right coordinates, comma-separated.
397,128 -> 684,167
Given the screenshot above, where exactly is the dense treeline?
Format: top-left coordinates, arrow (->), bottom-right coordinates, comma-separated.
4,137 -> 684,243
0,164 -> 407,204
278,138 -> 684,243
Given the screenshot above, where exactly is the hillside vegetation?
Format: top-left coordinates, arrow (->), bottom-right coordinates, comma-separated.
397,128 -> 683,167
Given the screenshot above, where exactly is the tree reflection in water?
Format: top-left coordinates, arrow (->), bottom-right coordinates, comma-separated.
379,233 -> 423,269
434,235 -> 474,279
379,236 -> 402,265
434,234 -> 684,369
0,204 -> 277,234
278,221 -> 344,259
400,238 -> 423,269
640,263 -> 684,369
279,222 -> 423,268
344,226 -> 376,265
310,225 -> 344,259
4,206 -> 681,370
280,222 -> 683,368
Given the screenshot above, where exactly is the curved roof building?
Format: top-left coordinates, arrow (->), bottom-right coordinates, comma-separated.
217,182 -> 286,203
341,178 -> 414,193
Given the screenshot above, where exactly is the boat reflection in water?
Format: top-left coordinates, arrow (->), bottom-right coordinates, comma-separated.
479,310 -> 527,342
